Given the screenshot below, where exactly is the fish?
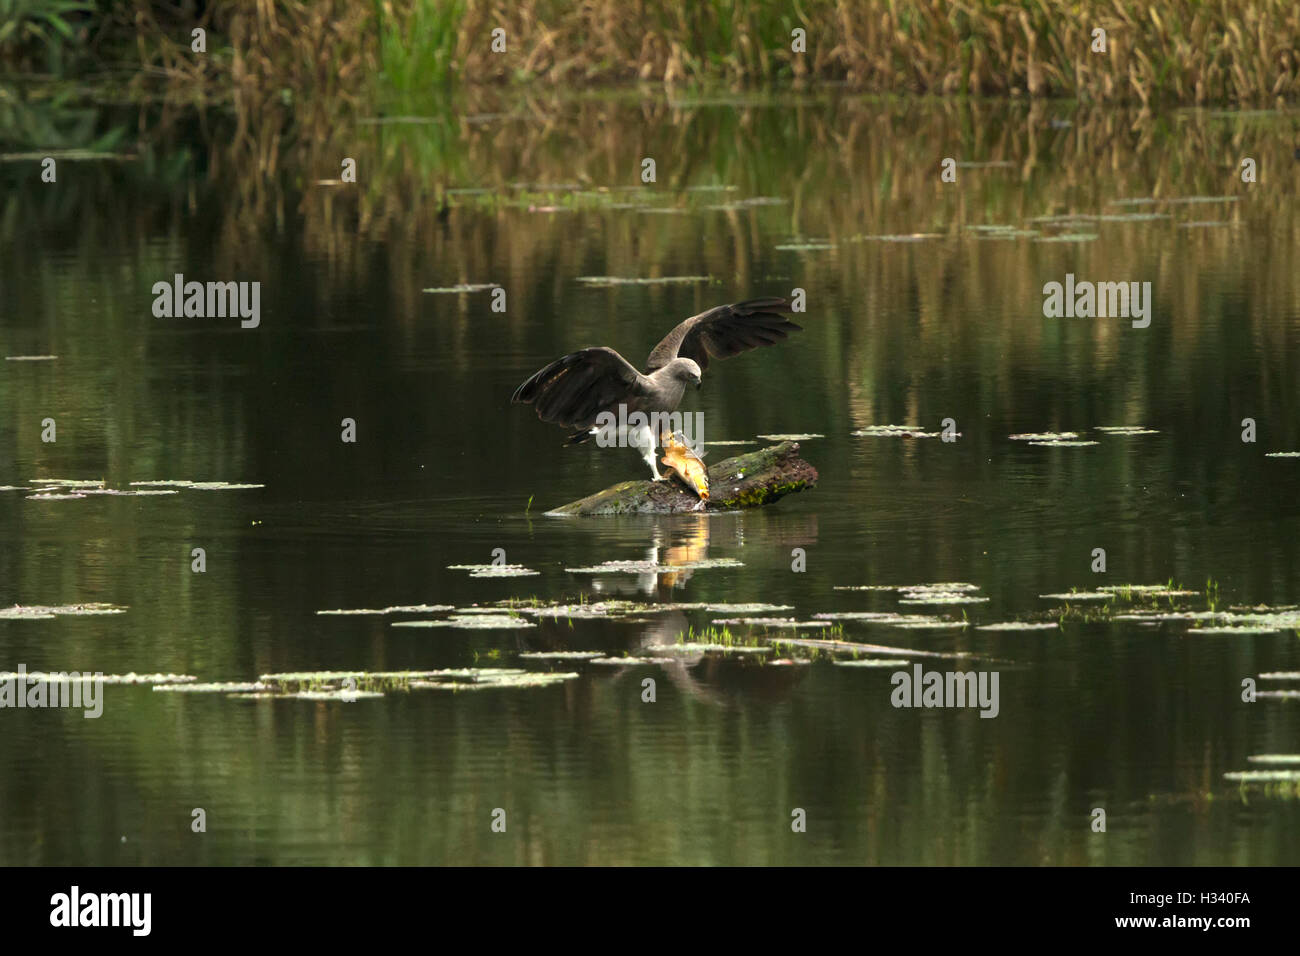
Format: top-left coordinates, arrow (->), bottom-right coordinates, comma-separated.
660,432 -> 709,500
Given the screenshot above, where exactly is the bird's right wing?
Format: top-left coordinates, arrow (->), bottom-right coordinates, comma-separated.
511,347 -> 649,429
645,297 -> 799,373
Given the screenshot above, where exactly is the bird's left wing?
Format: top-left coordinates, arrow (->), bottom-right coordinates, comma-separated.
511,346 -> 649,429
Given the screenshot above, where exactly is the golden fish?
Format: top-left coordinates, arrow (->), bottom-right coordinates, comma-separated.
661,433 -> 709,500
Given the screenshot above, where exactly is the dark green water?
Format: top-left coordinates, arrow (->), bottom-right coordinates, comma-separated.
2,90 -> 1299,864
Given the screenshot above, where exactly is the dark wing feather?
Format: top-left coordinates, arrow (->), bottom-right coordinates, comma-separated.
511,347 -> 647,429
644,297 -> 801,373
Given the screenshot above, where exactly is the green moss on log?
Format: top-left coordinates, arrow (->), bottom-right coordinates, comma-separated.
545,441 -> 817,516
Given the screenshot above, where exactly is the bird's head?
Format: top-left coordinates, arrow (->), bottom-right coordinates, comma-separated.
671,358 -> 703,389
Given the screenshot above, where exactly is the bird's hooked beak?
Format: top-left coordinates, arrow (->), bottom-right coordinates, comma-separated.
694,380 -> 702,390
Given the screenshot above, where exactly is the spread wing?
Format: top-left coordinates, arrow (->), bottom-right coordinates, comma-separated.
644,297 -> 801,373
511,347 -> 649,429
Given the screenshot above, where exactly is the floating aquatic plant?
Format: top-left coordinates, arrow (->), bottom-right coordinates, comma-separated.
410,672 -> 578,691
705,197 -> 786,211
851,425 -> 939,437
898,594 -> 989,605
154,681 -> 272,693
845,233 -> 945,243
447,563 -> 539,577
833,658 -> 911,668
757,433 -> 823,441
0,671 -> 195,684
317,604 -> 455,615
588,656 -> 675,667
575,275 -> 712,286
391,615 -> 536,629
565,558 -> 742,574
422,284 -> 501,293
643,643 -> 773,655
710,617 -> 832,628
976,622 -> 1060,631
0,603 -> 127,619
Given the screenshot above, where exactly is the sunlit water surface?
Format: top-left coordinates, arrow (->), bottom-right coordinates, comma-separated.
2,91 -> 1299,864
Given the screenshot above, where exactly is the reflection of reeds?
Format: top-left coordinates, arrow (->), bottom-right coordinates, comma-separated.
63,1 -> 1300,105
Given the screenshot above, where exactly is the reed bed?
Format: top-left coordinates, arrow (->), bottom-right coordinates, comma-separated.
3,1 -> 1297,105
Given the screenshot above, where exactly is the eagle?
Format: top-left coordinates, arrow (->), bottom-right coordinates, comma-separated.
512,297 -> 802,479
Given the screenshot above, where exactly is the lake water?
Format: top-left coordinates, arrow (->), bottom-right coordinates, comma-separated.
2,90 -> 1299,864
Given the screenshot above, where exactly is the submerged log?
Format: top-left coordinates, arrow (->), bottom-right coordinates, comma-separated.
546,441 -> 817,516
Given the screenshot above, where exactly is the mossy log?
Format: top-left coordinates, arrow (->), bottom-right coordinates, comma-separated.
546,441 -> 817,516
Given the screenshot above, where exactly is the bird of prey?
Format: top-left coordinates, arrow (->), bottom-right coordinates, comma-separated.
512,297 -> 801,479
